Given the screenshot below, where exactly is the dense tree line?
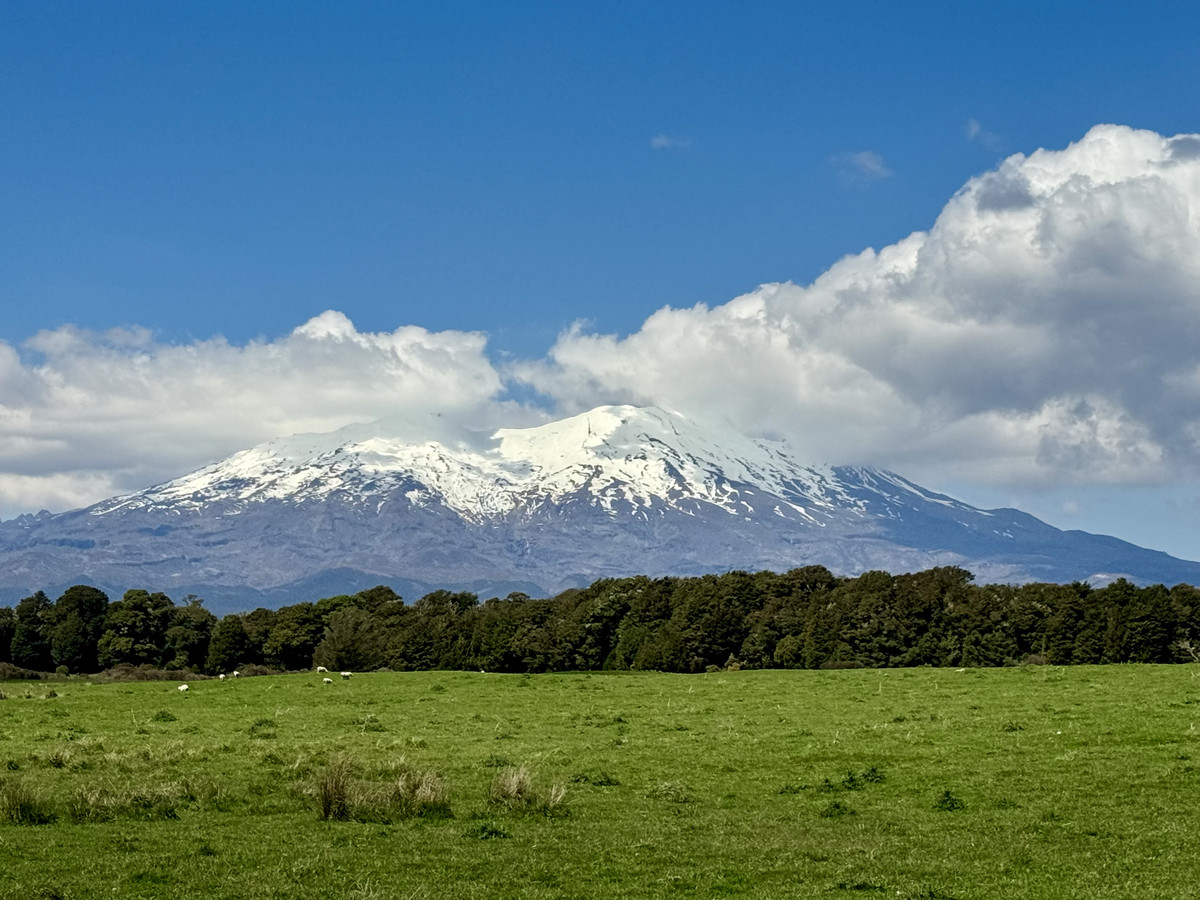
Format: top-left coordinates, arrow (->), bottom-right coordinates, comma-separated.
4,567 -> 1200,675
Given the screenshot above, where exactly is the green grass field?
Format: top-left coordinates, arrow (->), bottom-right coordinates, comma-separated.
1,665 -> 1198,899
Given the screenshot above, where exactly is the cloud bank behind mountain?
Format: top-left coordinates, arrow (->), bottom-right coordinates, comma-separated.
3,126 -> 1200,541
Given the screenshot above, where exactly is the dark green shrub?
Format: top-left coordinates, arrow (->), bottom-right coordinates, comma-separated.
819,800 -> 856,818
463,819 -> 510,839
570,771 -> 620,786
933,790 -> 965,811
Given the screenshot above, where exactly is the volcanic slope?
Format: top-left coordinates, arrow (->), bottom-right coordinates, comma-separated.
2,405 -> 1197,611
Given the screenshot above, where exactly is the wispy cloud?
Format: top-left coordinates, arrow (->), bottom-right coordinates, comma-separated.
650,133 -> 691,150
965,118 -> 1001,148
832,150 -> 894,185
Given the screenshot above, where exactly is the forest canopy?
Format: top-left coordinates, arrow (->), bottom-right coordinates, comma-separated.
3,567 -> 1199,676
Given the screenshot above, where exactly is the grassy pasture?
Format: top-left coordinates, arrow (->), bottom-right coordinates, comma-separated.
1,666 -> 1199,899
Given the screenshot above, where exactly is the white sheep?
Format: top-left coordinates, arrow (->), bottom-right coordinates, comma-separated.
323,677 -> 333,684
218,673 -> 226,681
316,666 -> 328,673
340,671 -> 352,680
177,684 -> 189,692
232,670 -> 241,678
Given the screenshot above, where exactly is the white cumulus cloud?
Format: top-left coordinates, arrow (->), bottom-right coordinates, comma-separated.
5,124 -> 1200,522
0,312 -> 528,514
516,125 -> 1200,490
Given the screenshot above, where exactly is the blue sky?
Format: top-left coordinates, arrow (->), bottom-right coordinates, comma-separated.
4,2 -> 1200,562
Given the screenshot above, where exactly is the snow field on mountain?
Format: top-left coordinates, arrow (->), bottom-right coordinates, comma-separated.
97,405 -> 864,523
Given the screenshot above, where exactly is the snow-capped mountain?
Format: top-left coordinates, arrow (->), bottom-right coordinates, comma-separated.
97,405 -> 963,526
2,405 -> 1198,612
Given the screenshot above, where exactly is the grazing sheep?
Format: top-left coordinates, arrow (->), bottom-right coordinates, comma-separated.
316,666 -> 328,673
232,670 -> 241,678
323,677 -> 333,684
177,684 -> 189,692
218,673 -> 226,681
340,671 -> 352,680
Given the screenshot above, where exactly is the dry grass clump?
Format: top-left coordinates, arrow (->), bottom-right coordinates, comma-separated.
399,768 -> 451,815
487,766 -> 568,816
315,754 -> 451,822
647,780 -> 691,803
0,777 -> 57,825
65,781 -> 192,822
44,746 -> 83,770
317,755 -> 355,821
135,740 -> 194,766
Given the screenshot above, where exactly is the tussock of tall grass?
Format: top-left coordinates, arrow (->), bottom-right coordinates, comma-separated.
314,755 -> 451,822
646,781 -> 691,803
14,773 -> 231,823
43,745 -> 93,771
65,782 -> 189,822
487,766 -> 568,816
0,777 -> 57,825
317,755 -> 354,821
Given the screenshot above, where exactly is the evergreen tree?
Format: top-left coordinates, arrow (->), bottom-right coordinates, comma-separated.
206,615 -> 251,673
606,578 -> 675,669
462,596 -> 524,672
353,585 -> 403,614
1045,584 -> 1090,664
1123,583 -> 1175,663
1100,579 -> 1138,663
772,633 -> 803,667
262,602 -> 323,670
10,592 -> 53,671
50,585 -> 109,674
388,590 -> 478,669
96,590 -> 175,668
1169,583 -> 1200,660
164,598 -> 217,670
240,608 -> 276,666
313,607 -> 384,671
632,621 -> 689,671
0,606 -> 16,664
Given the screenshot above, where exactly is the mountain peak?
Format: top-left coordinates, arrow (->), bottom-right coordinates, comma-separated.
4,404 -> 1199,610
